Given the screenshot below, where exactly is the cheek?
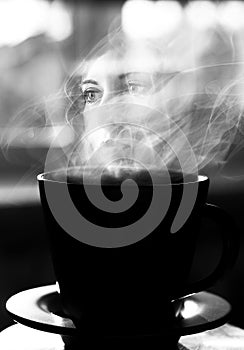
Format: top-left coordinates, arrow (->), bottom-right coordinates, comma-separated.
83,114 -> 101,133
129,95 -> 155,112
83,105 -> 112,133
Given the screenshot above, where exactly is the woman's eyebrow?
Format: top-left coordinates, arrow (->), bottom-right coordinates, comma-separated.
122,72 -> 153,83
82,79 -> 99,85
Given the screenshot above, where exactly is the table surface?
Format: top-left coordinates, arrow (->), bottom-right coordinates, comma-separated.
1,323 -> 244,350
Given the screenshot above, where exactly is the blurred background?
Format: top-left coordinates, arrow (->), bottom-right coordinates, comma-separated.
0,0 -> 244,333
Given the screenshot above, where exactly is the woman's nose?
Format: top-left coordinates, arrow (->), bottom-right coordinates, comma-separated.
101,78 -> 130,105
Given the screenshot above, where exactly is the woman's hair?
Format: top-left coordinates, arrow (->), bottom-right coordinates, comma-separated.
64,72 -> 85,129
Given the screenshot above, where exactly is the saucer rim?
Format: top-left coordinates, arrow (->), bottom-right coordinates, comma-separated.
6,284 -> 231,337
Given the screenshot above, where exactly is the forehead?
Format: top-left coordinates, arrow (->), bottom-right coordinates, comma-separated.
83,52 -> 117,82
82,47 -> 161,82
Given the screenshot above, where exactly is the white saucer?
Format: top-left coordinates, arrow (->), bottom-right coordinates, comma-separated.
6,285 -> 231,336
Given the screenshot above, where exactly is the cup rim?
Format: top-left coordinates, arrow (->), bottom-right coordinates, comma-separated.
37,169 -> 208,186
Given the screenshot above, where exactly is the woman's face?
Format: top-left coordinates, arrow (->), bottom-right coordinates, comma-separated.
79,48 -> 180,142
80,52 -> 155,109
76,49 -> 186,168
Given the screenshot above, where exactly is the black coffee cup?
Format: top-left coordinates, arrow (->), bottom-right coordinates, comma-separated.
38,168 -> 238,339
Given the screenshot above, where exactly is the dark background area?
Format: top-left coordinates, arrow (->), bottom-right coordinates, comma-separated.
1,0 -> 244,334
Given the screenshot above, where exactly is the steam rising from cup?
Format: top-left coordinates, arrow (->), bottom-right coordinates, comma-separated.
1,18 -> 244,175
63,25 -> 244,177
2,16 -> 244,187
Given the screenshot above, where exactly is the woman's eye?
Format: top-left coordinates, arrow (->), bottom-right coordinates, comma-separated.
128,83 -> 149,96
83,89 -> 103,104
